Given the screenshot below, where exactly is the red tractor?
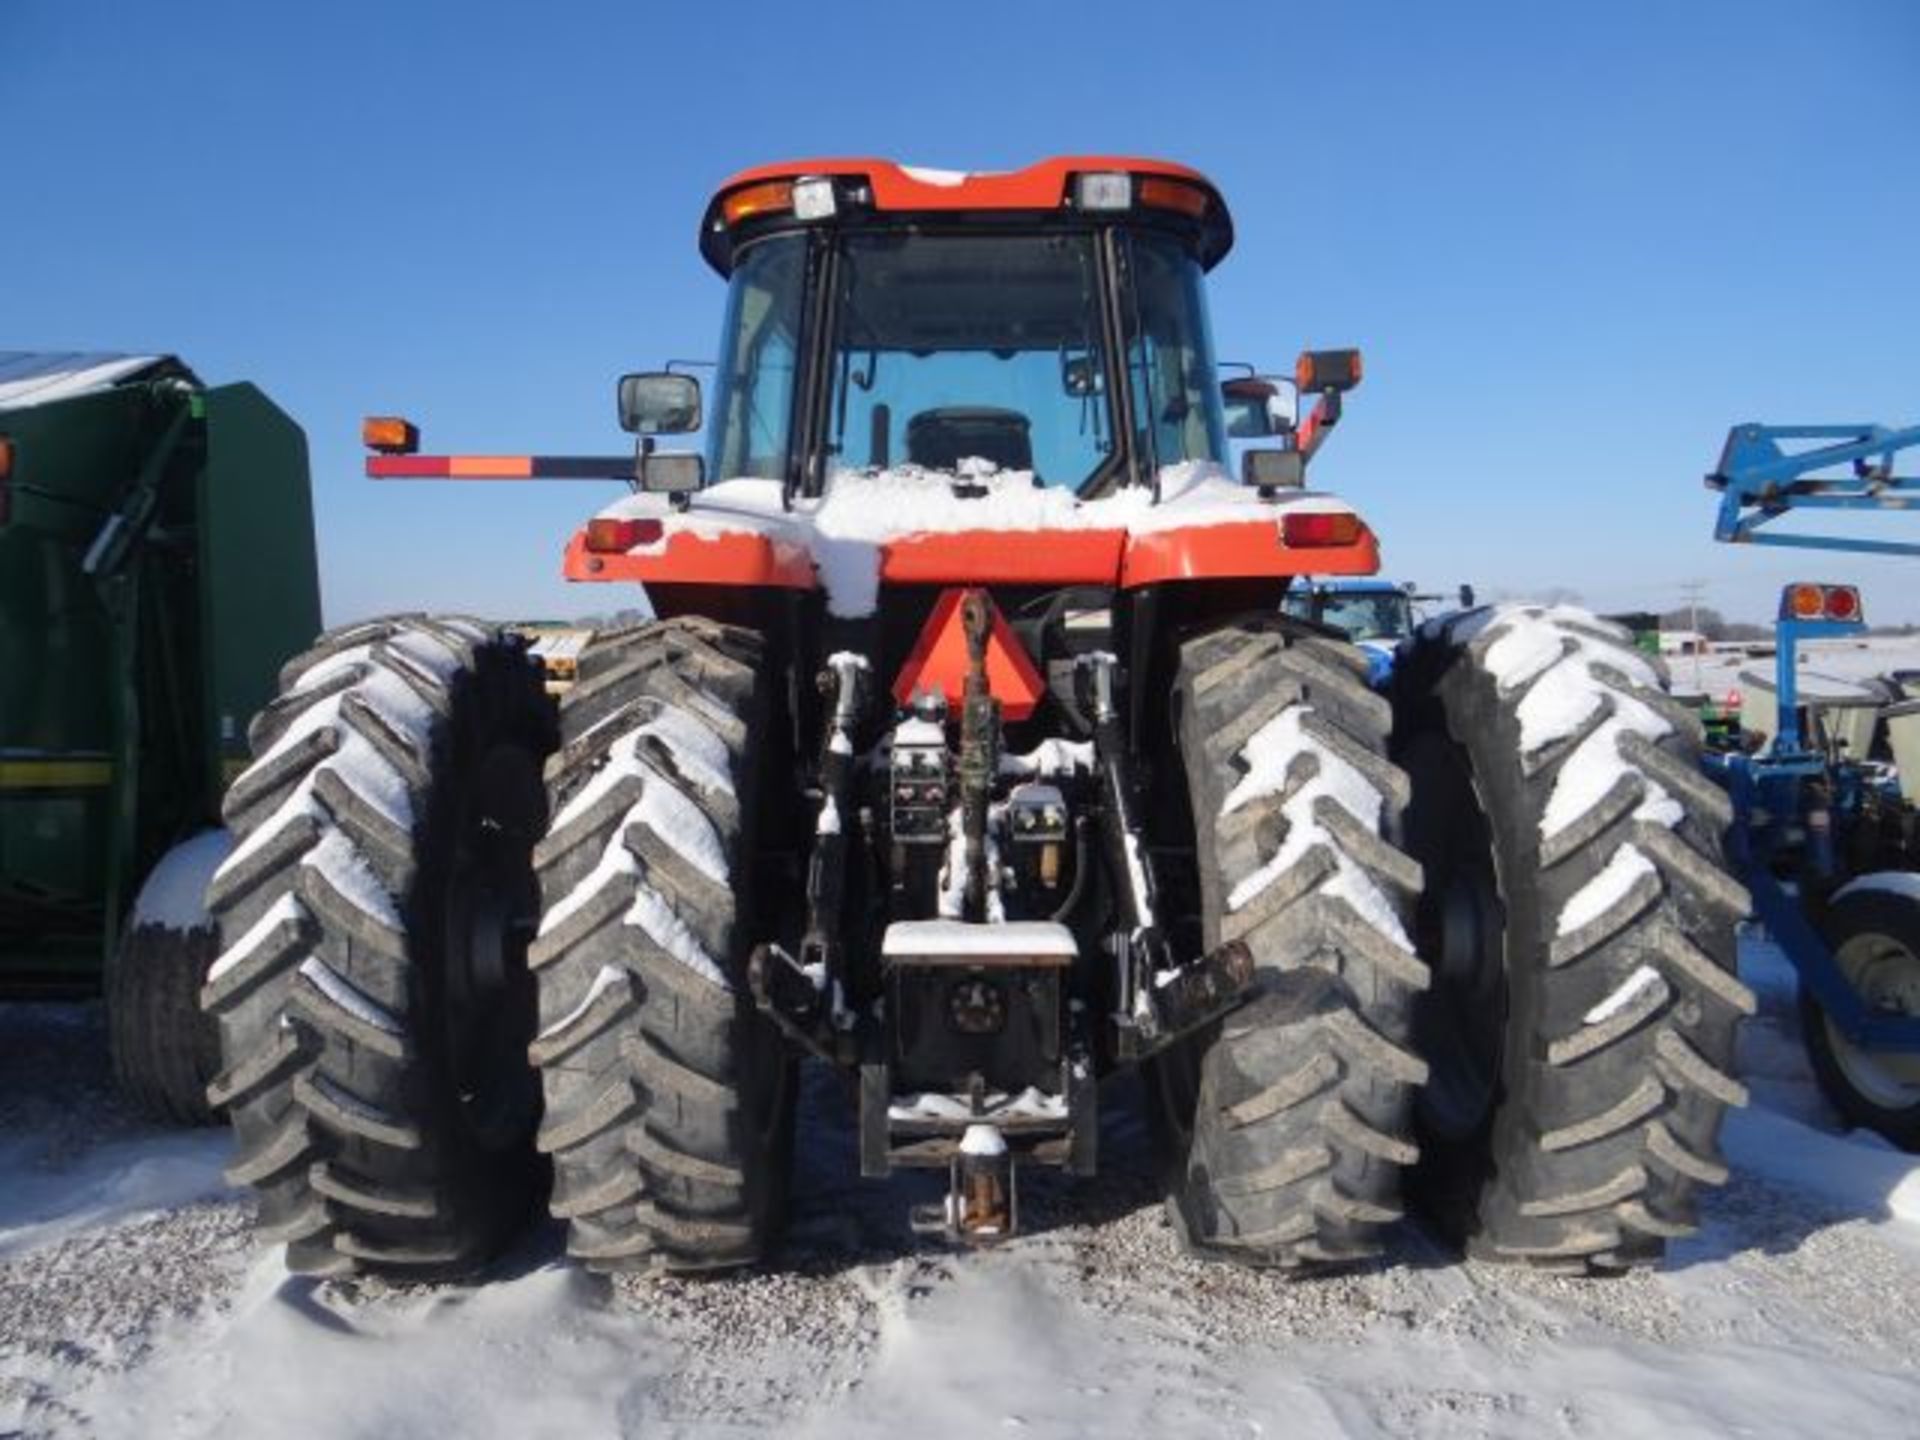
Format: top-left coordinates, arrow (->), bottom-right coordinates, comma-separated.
203,158 -> 1750,1279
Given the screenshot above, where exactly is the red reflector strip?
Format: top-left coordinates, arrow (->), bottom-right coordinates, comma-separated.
449,455 -> 531,478
585,517 -> 665,553
1280,512 -> 1364,548
368,455 -> 454,477
367,455 -> 636,480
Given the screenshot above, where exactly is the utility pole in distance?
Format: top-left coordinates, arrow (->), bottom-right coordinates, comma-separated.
1679,580 -> 1707,693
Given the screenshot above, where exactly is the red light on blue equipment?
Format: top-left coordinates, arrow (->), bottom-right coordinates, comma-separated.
1822,584 -> 1862,622
585,517 -> 665,553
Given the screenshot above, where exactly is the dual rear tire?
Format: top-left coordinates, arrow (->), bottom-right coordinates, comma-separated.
204,614 -> 791,1279
1156,605 -> 1751,1273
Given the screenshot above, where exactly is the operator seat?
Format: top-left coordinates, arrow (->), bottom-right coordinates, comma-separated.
905,407 -> 1033,473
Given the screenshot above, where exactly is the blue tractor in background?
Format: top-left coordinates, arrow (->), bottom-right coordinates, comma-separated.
1283,578 -> 1475,688
1706,420 -> 1920,1147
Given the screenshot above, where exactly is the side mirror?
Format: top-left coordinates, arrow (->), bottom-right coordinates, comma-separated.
618,372 -> 702,435
1459,584 -> 1477,609
640,451 -> 704,497
1242,449 -> 1304,491
1222,376 -> 1295,438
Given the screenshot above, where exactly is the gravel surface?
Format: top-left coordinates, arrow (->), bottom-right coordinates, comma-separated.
4,1001 -> 1919,1437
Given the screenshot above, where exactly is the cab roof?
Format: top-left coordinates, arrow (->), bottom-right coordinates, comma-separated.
699,156 -> 1233,276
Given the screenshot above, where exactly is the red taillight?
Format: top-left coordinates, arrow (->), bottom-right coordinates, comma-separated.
1823,584 -> 1862,622
585,517 -> 664,553
0,435 -> 12,526
1281,512 -> 1364,548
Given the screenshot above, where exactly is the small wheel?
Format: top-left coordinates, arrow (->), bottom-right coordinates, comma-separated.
1804,886 -> 1920,1150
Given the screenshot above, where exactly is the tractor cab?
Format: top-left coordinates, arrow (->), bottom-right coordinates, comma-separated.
691,159 -> 1234,498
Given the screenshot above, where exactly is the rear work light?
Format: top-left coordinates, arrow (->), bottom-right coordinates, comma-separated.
1281,512 -> 1364,548
1781,582 -> 1864,623
1073,172 -> 1132,210
585,517 -> 665,553
362,416 -> 420,455
791,177 -> 838,220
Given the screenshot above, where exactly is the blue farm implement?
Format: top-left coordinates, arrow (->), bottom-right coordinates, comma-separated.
1705,422 -> 1920,1145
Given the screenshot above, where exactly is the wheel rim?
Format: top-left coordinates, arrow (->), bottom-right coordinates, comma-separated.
1409,735 -> 1508,1142
1825,929 -> 1920,1110
442,741 -> 546,1152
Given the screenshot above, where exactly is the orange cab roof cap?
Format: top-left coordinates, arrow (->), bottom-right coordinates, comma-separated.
699,156 -> 1232,274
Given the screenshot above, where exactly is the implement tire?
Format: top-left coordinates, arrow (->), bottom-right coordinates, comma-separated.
202,616 -> 555,1278
1395,604 -> 1754,1271
108,920 -> 222,1125
1804,886 -> 1920,1151
1152,616 -> 1429,1270
529,618 -> 794,1273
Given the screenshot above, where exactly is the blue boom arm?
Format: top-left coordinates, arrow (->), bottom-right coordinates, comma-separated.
1709,421 -> 1920,556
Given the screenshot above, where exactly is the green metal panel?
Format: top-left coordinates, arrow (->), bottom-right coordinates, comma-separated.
0,387 -> 151,967
196,383 -> 322,808
0,368 -> 318,990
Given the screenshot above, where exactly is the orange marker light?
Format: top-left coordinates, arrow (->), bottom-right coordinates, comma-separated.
1785,583 -> 1827,619
362,416 -> 420,455
1295,350 -> 1365,394
1281,512 -> 1363,547
1136,176 -> 1209,218
722,179 -> 795,226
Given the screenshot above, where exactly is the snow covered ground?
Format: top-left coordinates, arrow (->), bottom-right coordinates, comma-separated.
1675,633 -> 1920,703
5,938 -> 1920,1439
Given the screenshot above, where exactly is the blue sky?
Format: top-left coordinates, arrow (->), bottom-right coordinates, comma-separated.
7,0 -> 1917,625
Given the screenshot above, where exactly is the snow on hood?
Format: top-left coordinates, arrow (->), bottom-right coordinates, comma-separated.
599,460 -> 1362,618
